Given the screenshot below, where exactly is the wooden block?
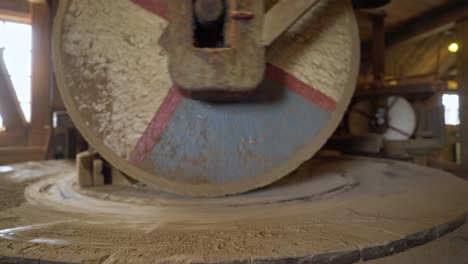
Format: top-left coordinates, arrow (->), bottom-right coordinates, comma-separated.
93,158 -> 104,186
76,151 -> 98,187
111,166 -> 137,185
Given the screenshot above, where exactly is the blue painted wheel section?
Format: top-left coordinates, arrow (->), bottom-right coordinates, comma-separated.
145,80 -> 331,184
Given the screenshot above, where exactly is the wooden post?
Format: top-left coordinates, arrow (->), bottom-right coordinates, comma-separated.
93,159 -> 105,186
30,2 -> 51,145
372,14 -> 386,86
0,50 -> 28,130
457,19 -> 468,176
76,151 -> 98,187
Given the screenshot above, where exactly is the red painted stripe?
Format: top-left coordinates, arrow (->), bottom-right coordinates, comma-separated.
132,0 -> 167,19
129,88 -> 182,165
266,64 -> 337,112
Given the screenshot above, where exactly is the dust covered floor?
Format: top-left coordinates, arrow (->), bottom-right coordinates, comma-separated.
0,157 -> 467,263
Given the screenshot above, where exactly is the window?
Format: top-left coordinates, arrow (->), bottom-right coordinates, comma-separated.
0,115 -> 3,131
442,94 -> 460,126
0,20 -> 32,123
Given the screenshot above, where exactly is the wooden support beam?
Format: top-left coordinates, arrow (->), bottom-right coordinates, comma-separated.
0,0 -> 31,23
457,19 -> 468,176
0,50 -> 28,130
0,130 -> 28,147
386,1 -> 468,47
325,134 -> 383,154
371,14 -> 385,85
0,146 -> 46,165
383,139 -> 443,157
0,0 -> 30,13
355,82 -> 443,99
0,10 -> 31,23
30,2 -> 51,145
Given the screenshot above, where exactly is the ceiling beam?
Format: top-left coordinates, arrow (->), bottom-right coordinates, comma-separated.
0,0 -> 29,13
386,1 -> 468,47
457,19 -> 468,175
371,14 -> 385,85
0,0 -> 31,23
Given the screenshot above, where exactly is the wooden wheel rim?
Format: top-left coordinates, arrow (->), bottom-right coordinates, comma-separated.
53,0 -> 360,197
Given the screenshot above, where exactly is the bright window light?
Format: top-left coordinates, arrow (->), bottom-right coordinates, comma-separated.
0,20 -> 32,123
0,115 -> 3,131
442,94 -> 460,125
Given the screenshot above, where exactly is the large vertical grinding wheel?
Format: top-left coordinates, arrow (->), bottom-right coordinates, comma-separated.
53,0 -> 360,196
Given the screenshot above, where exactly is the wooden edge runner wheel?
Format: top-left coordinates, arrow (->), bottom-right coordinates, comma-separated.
52,0 -> 360,197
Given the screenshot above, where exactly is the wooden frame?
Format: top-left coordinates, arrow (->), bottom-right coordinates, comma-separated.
0,49 -> 28,130
0,0 -> 31,23
0,1 -> 51,164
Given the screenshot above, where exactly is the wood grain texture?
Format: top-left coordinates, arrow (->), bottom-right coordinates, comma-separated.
0,146 -> 46,165
168,0 -> 265,93
0,0 -> 31,22
93,158 -> 104,186
386,1 -> 468,47
53,0 -> 360,196
357,0 -> 450,42
76,151 -> 98,187
57,0 -> 172,159
0,130 -> 28,147
267,0 -> 356,102
262,0 -> 320,46
1,158 -> 468,263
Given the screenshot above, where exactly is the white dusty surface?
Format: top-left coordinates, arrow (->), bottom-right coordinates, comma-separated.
61,0 -> 171,159
0,157 -> 467,263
